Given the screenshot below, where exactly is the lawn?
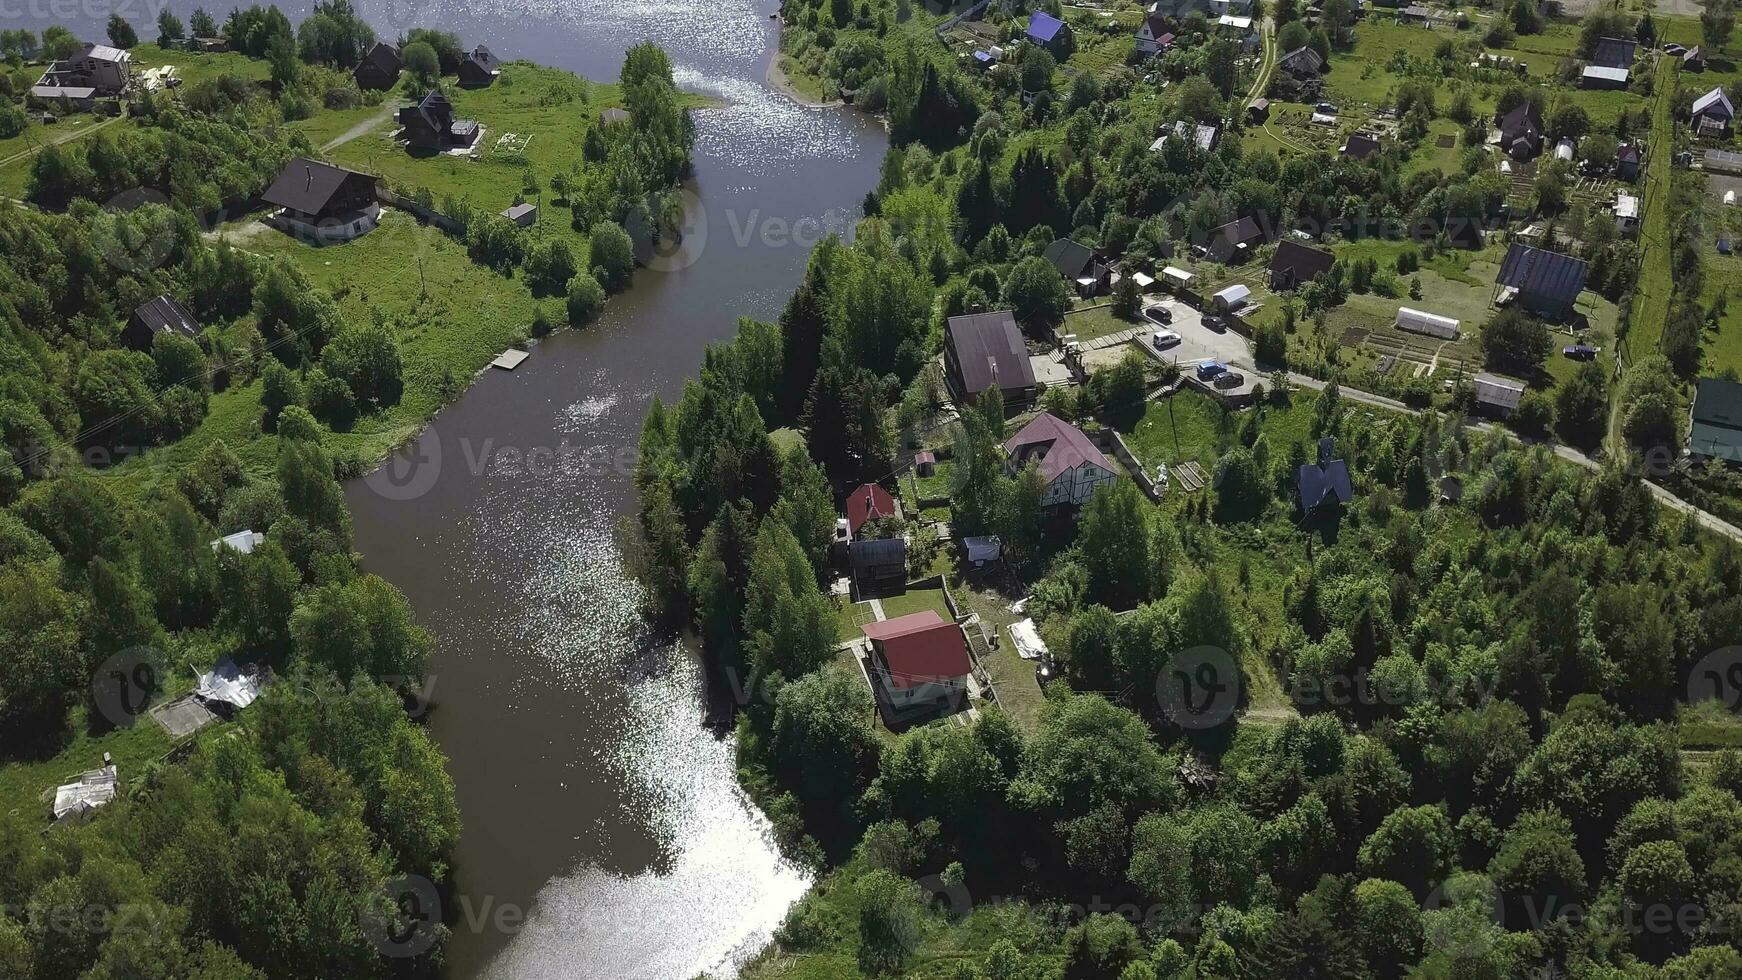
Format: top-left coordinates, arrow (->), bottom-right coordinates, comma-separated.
102,209 -> 557,497
1061,303 -> 1146,343
1626,56 -> 1677,381
1125,386 -> 1320,473
1323,21 -> 1449,109
130,42 -> 272,86
0,704 -> 175,829
880,586 -> 955,622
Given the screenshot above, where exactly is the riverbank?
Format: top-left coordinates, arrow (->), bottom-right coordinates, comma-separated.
765,48 -> 840,107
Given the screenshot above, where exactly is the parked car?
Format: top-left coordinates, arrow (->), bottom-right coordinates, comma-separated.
1203,314 -> 1226,332
1144,305 -> 1173,324
1152,329 -> 1181,348
1665,43 -> 1687,55
1563,344 -> 1599,361
1196,360 -> 1227,381
1213,370 -> 1245,389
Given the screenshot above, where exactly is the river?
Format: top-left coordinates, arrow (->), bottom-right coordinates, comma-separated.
332,1 -> 887,976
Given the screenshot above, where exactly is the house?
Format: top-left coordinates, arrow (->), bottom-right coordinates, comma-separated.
1591,36 -> 1636,70
1685,46 -> 1706,72
1473,373 -> 1526,416
1690,377 -> 1742,464
1247,98 -> 1270,123
850,537 -> 909,591
1616,143 -> 1641,181
32,43 -> 130,102
1043,239 -> 1109,297
844,483 -> 900,538
458,45 -> 501,87
1268,240 -> 1335,290
1212,283 -> 1252,312
1613,192 -> 1641,236
1025,11 -> 1074,58
260,157 -> 381,243
353,42 -> 402,91
210,530 -> 264,555
1395,306 -> 1460,339
1202,215 -> 1264,263
122,294 -> 202,351
53,756 -> 118,822
1278,46 -> 1326,79
397,91 -> 481,150
502,203 -> 538,227
1693,87 -> 1734,137
1173,119 -> 1219,151
1398,4 -> 1432,22
945,311 -> 1038,409
1499,101 -> 1545,159
1134,13 -> 1174,55
1494,243 -> 1588,320
1342,132 -> 1381,160
1004,412 -> 1118,508
1581,65 -> 1629,90
861,611 -> 972,715
599,107 -> 632,126
914,451 -> 937,477
1296,437 -> 1353,513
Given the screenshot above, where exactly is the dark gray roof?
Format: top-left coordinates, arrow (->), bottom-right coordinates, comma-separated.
132,294 -> 201,339
1500,100 -> 1543,140
1343,132 -> 1381,159
1592,36 -> 1636,69
465,46 -> 501,72
850,536 -> 908,569
1210,215 -> 1264,252
359,42 -> 401,75
948,311 -> 1036,395
260,157 -> 373,215
1296,459 -> 1352,510
1497,243 -> 1588,304
1270,240 -> 1335,283
1695,378 -> 1742,429
1042,238 -> 1096,279
1279,46 -> 1325,75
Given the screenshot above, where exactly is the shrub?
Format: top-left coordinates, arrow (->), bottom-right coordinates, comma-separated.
566,272 -> 606,325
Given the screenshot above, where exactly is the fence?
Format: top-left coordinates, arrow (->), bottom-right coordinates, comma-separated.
378,186 -> 467,235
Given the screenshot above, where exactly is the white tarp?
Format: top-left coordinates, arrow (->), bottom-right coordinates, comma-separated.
964,535 -> 1002,565
211,529 -> 264,554
195,658 -> 264,710
54,764 -> 118,821
1009,619 -> 1049,660
1212,284 -> 1250,311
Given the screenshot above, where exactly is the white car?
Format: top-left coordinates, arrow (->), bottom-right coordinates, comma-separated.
1152,329 -> 1181,348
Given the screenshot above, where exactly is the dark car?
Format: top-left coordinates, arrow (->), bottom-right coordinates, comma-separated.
1563,344 -> 1598,361
1196,360 -> 1227,381
1144,305 -> 1173,325
1213,370 -> 1245,389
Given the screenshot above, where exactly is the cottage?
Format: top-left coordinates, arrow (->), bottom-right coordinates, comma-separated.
1615,143 -> 1641,181
123,294 -> 202,351
1296,438 -> 1353,513
861,611 -> 972,715
1473,373 -> 1526,417
1152,119 -> 1219,154
1690,377 -> 1742,464
1043,238 -> 1109,297
1581,65 -> 1629,90
458,45 -> 501,87
1341,132 -> 1381,160
844,483 -> 901,538
850,536 -> 909,591
353,42 -> 402,91
1247,98 -> 1270,123
1499,101 -> 1545,160
397,91 -> 481,150
1025,11 -> 1075,58
1591,36 -> 1636,70
914,450 -> 937,477
502,203 -> 538,227
945,311 -> 1038,409
1278,46 -> 1326,79
1268,240 -> 1335,290
1395,306 -> 1460,339
1494,243 -> 1588,320
1134,13 -> 1174,55
260,157 -> 381,243
1613,192 -> 1640,236
1004,412 -> 1117,508
1693,87 -> 1734,137
1685,46 -> 1707,72
1202,215 -> 1264,263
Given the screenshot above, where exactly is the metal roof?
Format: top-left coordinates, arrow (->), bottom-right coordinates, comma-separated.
1474,373 -> 1526,410
1296,459 -> 1353,510
1591,36 -> 1636,69
863,611 -> 971,689
1270,240 -> 1335,283
132,294 -> 202,340
1027,11 -> 1067,42
261,157 -> 375,216
1582,66 -> 1630,83
1694,377 -> 1742,429
1043,238 -> 1096,279
850,536 -> 907,569
1694,87 -> 1733,119
1004,412 -> 1112,484
1497,243 -> 1588,305
947,311 -> 1036,396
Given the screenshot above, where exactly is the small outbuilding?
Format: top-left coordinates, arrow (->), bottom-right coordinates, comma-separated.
502,203 -> 538,227
1473,373 -> 1526,416
123,294 -> 203,351
54,756 -> 118,822
1211,283 -> 1252,312
1395,306 -> 1460,339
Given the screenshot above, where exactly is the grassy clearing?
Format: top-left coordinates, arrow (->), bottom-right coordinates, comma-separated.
1628,57 -> 1677,371
880,586 -> 955,622
130,42 -> 272,86
0,705 -> 175,826
1061,303 -> 1144,343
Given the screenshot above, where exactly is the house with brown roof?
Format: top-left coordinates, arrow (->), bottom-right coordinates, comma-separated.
122,295 -> 202,351
1004,412 -> 1117,508
1268,240 -> 1336,290
945,311 -> 1038,410
861,611 -> 972,716
353,42 -> 402,91
261,157 -> 381,243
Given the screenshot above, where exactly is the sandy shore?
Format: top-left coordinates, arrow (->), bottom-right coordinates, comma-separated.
764,49 -> 842,107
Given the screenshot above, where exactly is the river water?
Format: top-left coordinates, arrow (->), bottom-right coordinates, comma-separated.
333,2 -> 887,976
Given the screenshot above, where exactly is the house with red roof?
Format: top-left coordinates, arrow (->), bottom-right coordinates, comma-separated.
1004,413 -> 1118,508
844,483 -> 900,539
861,611 -> 972,715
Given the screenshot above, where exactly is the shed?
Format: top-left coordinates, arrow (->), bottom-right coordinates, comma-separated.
1554,137 -> 1576,161
1162,266 -> 1195,292
850,537 -> 909,589
502,203 -> 538,227
1581,65 -> 1629,90
963,536 -> 1002,566
1473,373 -> 1526,415
1211,283 -> 1251,312
914,450 -> 937,476
599,107 -> 632,126
1395,306 -> 1460,339
53,758 -> 118,822
195,658 -> 265,712
210,529 -> 265,554
123,294 -> 203,351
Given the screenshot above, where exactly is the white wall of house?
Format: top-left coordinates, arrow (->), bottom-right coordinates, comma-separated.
1041,461 -> 1117,507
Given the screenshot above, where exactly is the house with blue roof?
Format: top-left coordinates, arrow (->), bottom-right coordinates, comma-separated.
1493,243 -> 1588,321
1026,11 -> 1075,59
1296,438 -> 1353,515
